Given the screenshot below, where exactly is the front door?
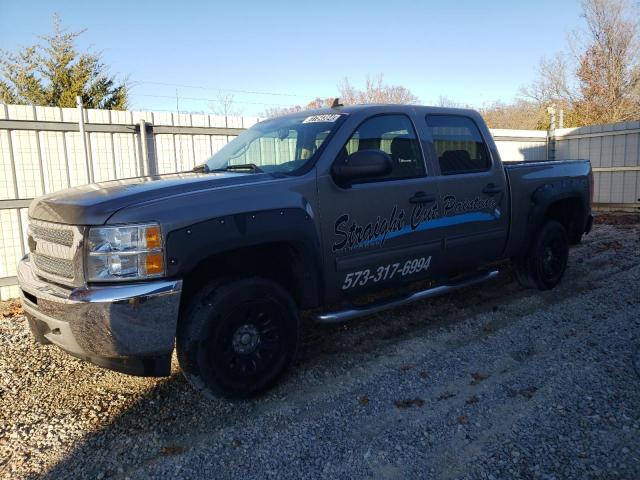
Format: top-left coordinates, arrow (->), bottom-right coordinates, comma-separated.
317,113 -> 444,303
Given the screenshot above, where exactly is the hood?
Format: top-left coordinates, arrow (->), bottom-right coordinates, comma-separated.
29,171 -> 274,225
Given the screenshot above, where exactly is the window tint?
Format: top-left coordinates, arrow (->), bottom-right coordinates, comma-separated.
339,115 -> 425,180
425,115 -> 491,175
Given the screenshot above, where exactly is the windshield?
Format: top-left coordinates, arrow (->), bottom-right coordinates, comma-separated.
203,112 -> 344,174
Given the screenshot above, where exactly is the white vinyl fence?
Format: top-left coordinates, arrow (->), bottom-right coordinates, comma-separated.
554,122 -> 640,210
0,103 -> 258,298
0,103 -> 638,298
491,128 -> 549,162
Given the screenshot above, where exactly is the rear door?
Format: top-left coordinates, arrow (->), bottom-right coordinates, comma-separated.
423,114 -> 509,272
317,113 -> 444,303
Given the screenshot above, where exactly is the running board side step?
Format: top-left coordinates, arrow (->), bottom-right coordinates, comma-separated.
314,270 -> 499,323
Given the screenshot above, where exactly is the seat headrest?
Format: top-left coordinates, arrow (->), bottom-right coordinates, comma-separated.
390,136 -> 414,162
441,149 -> 471,163
440,149 -> 472,173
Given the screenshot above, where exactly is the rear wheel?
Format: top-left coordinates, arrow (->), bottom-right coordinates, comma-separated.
177,277 -> 300,399
515,220 -> 569,290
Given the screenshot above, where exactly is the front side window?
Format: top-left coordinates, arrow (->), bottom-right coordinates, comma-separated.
204,113 -> 344,174
338,114 -> 425,181
425,115 -> 491,175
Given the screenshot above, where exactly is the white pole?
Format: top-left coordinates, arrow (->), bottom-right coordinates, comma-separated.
76,96 -> 93,183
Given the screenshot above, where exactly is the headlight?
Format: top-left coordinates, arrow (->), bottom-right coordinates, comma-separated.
86,223 -> 165,281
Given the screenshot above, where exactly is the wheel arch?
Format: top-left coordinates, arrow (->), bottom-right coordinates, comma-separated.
544,196 -> 586,240
165,208 -> 324,313
522,179 -> 589,253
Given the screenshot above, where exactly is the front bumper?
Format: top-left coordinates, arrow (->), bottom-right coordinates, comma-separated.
17,254 -> 182,376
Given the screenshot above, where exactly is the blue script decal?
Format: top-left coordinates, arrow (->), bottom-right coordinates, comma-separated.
332,195 -> 498,252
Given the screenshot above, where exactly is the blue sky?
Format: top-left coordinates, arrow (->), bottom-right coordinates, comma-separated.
0,0 -> 583,115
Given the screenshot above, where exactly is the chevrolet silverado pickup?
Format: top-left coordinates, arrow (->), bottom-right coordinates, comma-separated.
18,105 -> 593,398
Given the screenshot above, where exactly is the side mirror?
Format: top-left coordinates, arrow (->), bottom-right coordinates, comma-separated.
332,149 -> 392,186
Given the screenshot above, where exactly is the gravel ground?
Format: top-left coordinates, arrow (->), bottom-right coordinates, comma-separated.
1,217 -> 639,479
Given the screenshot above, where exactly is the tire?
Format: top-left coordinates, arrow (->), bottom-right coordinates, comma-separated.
177,277 -> 300,399
514,220 -> 569,291
568,231 -> 583,246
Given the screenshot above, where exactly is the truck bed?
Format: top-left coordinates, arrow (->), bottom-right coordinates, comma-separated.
503,159 -> 592,257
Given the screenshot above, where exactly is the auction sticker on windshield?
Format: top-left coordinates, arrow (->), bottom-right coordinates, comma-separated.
302,114 -> 342,123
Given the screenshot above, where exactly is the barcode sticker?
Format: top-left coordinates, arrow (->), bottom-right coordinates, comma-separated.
302,114 -> 342,123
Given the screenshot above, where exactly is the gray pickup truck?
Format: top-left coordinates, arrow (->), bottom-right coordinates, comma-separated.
18,105 -> 593,398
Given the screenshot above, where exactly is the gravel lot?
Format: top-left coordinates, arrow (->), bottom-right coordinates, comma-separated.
1,216 -> 639,479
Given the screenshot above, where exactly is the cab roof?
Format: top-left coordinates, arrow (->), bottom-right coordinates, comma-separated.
273,103 -> 482,121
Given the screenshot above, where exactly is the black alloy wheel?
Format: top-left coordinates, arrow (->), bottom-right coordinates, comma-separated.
177,277 -> 300,399
515,220 -> 569,290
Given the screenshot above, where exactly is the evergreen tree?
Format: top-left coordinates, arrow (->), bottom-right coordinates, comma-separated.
0,15 -> 127,109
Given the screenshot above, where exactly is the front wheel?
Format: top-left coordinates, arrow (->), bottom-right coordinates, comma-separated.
514,220 -> 569,290
177,277 -> 300,399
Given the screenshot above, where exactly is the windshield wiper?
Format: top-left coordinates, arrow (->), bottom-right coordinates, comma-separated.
214,163 -> 264,173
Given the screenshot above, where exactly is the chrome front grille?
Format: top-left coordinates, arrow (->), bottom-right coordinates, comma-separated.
32,253 -> 75,279
27,219 -> 85,287
30,224 -> 74,247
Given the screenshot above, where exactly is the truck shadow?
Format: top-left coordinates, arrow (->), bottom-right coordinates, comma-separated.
41,269 -> 521,479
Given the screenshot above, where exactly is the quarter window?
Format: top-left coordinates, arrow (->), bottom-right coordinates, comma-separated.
339,115 -> 425,180
425,115 -> 491,175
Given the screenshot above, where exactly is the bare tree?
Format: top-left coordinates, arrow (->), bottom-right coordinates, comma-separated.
209,90 -> 242,116
522,53 -> 578,106
261,97 -> 334,119
337,74 -> 418,104
305,97 -> 335,109
573,0 -> 640,122
480,100 -> 550,129
261,104 -> 303,118
436,96 -> 467,108
261,74 -> 419,118
338,74 -> 419,105
524,0 -> 639,126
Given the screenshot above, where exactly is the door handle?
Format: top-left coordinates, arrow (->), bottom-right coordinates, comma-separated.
409,192 -> 436,204
482,184 -> 503,196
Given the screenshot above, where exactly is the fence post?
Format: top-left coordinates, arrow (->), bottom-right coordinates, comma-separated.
3,104 -> 26,257
546,105 -> 557,161
139,119 -> 149,175
138,119 -> 157,176
76,96 -> 94,183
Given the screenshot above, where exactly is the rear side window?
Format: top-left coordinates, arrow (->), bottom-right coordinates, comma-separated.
425,115 -> 491,175
339,114 -> 425,180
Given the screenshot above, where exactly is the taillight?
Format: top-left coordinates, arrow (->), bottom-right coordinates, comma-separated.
589,169 -> 594,205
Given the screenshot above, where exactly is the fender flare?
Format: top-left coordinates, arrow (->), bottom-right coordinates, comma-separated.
164,207 -> 323,307
524,177 -> 589,251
